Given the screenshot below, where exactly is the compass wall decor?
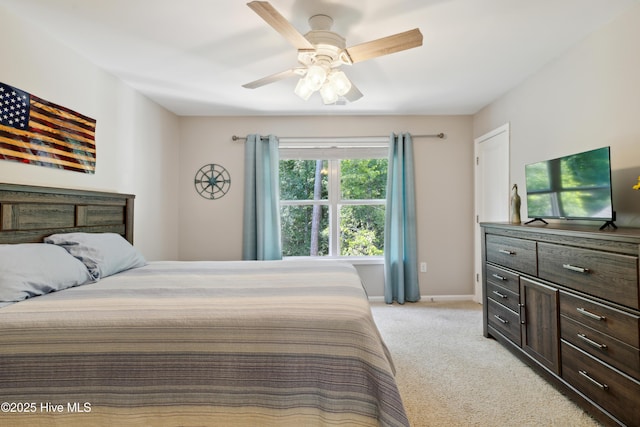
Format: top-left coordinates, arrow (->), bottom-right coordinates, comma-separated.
194,163 -> 231,199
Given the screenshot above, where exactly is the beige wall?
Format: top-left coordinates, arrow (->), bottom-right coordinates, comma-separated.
474,3 -> 640,227
178,115 -> 475,298
0,5 -> 181,260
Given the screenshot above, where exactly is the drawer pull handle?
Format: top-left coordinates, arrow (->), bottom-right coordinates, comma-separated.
498,249 -> 515,255
493,315 -> 508,324
563,263 -> 590,274
492,273 -> 506,281
492,290 -> 508,299
576,307 -> 606,321
578,370 -> 609,391
577,333 -> 608,351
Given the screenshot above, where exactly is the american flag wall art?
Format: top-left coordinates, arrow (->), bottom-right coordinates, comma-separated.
0,82 -> 96,174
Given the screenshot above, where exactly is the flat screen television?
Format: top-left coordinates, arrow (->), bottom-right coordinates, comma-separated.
524,146 -> 615,228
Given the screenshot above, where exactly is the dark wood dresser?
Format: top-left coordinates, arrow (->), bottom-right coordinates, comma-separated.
481,222 -> 640,427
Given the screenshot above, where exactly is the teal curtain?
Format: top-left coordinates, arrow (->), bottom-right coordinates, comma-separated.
384,133 -> 420,304
242,134 -> 282,260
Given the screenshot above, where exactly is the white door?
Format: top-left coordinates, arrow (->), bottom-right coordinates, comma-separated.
473,124 -> 510,302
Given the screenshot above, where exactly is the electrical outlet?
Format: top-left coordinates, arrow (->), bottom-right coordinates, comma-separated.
420,262 -> 427,272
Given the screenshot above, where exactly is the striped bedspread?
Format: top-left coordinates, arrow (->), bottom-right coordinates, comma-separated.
0,260 -> 408,427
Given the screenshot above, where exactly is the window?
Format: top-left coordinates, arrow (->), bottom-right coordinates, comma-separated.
279,141 -> 388,258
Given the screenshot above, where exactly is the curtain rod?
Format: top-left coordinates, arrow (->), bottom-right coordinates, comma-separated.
231,133 -> 445,142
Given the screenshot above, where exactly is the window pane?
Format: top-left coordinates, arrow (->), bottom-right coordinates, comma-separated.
281,205 -> 329,256
525,161 -> 551,191
526,193 -> 555,217
560,189 -> 613,218
280,159 -> 328,200
340,205 -> 385,256
560,148 -> 611,189
340,158 -> 388,200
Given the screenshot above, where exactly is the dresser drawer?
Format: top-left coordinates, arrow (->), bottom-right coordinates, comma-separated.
486,235 -> 537,276
561,316 -> 640,379
487,281 -> 520,313
487,298 -> 521,345
486,263 -> 520,294
559,291 -> 640,348
538,242 -> 639,309
562,341 -> 640,427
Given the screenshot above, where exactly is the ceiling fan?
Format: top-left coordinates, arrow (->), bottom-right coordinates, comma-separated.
242,1 -> 423,104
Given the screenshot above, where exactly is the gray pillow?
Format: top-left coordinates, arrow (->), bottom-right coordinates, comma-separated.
0,243 -> 93,303
45,232 -> 146,280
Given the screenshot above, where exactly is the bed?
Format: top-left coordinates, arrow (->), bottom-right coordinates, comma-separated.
0,183 -> 408,427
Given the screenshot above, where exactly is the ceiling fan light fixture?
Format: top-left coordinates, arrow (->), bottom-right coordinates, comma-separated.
244,2 -> 424,106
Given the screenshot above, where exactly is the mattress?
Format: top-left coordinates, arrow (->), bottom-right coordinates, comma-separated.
0,260 -> 408,426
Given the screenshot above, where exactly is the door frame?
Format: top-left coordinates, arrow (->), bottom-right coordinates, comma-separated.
473,123 -> 510,303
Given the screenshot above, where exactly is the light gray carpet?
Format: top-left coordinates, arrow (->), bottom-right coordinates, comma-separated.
370,300 -> 602,427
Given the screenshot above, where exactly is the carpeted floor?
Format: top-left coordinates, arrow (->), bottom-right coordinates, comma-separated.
370,300 -> 603,427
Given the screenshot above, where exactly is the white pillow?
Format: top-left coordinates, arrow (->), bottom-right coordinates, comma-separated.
0,243 -> 92,303
45,232 -> 146,280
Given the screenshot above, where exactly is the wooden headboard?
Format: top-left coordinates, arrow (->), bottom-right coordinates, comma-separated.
0,183 -> 134,244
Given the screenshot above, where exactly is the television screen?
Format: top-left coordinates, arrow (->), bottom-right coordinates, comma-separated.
525,146 -> 613,220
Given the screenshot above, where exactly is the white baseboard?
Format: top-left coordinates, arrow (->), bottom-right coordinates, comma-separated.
368,294 -> 476,303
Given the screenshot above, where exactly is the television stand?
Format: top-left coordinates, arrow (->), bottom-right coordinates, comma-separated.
600,220 -> 618,230
524,218 -> 548,225
599,212 -> 617,230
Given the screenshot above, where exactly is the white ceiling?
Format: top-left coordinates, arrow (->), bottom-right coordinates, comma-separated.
1,0 -> 636,116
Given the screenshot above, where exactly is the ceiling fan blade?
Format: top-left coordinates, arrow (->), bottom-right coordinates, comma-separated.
247,1 -> 315,50
242,68 -> 304,89
344,28 -> 423,64
343,83 -> 363,103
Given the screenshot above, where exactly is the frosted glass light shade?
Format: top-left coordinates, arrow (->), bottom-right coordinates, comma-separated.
306,65 -> 327,91
320,82 -> 339,104
294,78 -> 314,100
330,71 -> 352,96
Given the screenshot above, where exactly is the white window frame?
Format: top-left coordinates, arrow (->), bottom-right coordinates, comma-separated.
279,139 -> 388,260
